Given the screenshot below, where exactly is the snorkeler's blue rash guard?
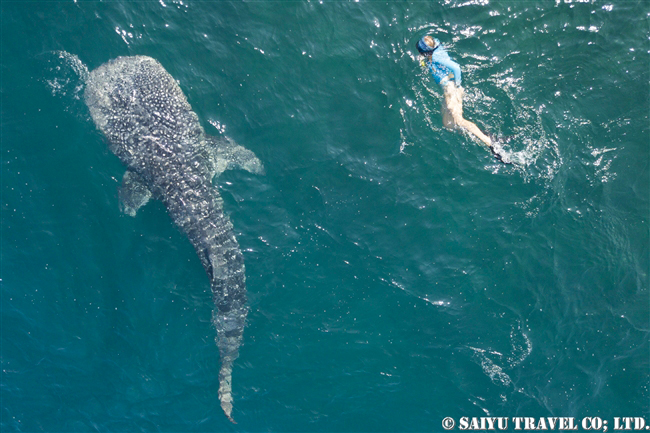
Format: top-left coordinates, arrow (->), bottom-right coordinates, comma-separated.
427,42 -> 462,88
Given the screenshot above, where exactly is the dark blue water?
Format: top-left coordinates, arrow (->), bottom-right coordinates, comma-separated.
2,1 -> 649,431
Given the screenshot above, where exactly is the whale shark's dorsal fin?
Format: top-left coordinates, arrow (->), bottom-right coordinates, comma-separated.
119,169 -> 152,217
207,136 -> 264,178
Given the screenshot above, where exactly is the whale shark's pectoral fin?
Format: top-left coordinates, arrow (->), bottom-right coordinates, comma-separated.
119,169 -> 152,217
207,136 -> 265,177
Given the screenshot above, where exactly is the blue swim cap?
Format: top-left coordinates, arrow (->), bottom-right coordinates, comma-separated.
416,37 -> 436,55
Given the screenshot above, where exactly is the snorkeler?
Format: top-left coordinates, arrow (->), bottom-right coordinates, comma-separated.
416,35 -> 508,163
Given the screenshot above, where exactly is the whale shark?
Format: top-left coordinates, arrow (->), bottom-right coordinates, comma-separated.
83,55 -> 263,422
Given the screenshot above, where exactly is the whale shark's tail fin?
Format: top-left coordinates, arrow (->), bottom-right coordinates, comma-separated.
212,304 -> 247,423
218,355 -> 236,423
209,246 -> 248,423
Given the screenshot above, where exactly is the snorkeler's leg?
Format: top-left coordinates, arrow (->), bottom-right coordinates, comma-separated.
442,83 -> 463,124
457,119 -> 493,147
441,102 -> 455,128
443,84 -> 493,147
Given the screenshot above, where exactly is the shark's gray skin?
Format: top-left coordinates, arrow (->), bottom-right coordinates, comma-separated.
84,55 -> 263,422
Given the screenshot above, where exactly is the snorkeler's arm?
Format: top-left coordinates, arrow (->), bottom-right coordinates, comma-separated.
435,55 -> 462,86
448,60 -> 462,86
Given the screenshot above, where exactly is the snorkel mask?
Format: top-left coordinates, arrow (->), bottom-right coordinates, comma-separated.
416,37 -> 438,55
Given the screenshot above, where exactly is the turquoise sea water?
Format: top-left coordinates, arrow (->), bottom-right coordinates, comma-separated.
2,1 -> 649,431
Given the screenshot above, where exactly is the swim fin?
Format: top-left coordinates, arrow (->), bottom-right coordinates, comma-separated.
484,131 -> 514,165
489,143 -> 512,165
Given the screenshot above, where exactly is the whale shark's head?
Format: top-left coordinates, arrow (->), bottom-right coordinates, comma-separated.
84,56 -> 204,166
